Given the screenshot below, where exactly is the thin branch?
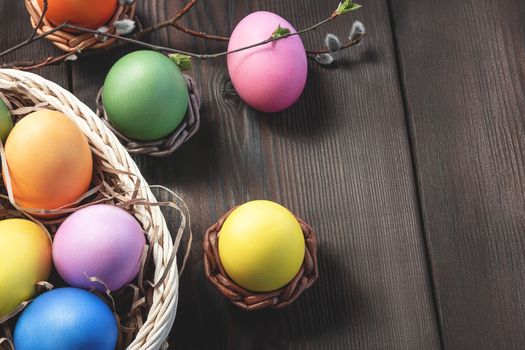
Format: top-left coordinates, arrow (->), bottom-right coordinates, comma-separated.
136,0 -> 198,36
305,32 -> 366,55
173,0 -> 199,22
134,0 -> 229,42
173,23 -> 229,41
0,0 -> 363,70
65,24 -> 198,55
197,15 -> 337,58
163,0 -> 334,44
0,23 -> 67,59
31,0 -> 48,38
0,0 -> 200,60
58,12 -> 341,59
0,0 -> 57,58
1,52 -> 75,70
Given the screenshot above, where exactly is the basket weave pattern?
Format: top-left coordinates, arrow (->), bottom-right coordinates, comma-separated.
96,76 -> 201,157
25,0 -> 136,52
203,207 -> 319,311
0,69 -> 179,350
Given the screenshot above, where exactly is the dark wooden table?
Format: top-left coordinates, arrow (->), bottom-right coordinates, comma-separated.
2,0 -> 525,349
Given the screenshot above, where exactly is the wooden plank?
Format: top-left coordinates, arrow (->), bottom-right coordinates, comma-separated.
390,0 -> 525,348
0,0 -> 69,88
70,0 -> 441,348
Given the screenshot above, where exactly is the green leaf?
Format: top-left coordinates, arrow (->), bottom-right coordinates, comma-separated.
271,25 -> 291,39
335,0 -> 362,15
169,53 -> 192,71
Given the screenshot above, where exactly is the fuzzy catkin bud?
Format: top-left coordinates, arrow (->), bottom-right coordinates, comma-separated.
115,19 -> 136,35
315,53 -> 334,66
349,21 -> 365,41
95,26 -> 109,41
324,33 -> 342,52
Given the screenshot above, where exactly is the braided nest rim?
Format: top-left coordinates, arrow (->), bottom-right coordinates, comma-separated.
0,69 -> 183,350
203,206 -> 319,311
25,0 -> 137,52
96,75 -> 201,157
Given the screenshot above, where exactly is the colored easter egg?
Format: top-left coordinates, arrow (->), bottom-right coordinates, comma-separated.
102,50 -> 189,141
227,11 -> 308,112
0,99 -> 12,143
14,288 -> 118,350
53,204 -> 146,292
218,200 -> 305,292
3,109 -> 93,211
37,0 -> 118,29
0,219 -> 51,318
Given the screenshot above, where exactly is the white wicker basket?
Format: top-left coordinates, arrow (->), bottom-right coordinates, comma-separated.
0,69 -> 180,350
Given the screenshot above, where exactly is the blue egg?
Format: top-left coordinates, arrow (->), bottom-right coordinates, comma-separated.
14,288 -> 118,350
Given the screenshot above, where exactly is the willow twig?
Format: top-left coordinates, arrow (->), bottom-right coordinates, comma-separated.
135,0 -> 199,36
173,23 -> 229,41
31,0 -> 48,37
0,0 -> 65,58
47,12 -> 343,60
1,52 -> 74,71
0,0 -> 363,70
134,0 -> 229,42
0,23 -> 69,59
305,32 -> 366,55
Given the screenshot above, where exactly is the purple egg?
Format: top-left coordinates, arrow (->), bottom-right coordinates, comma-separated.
53,204 -> 146,292
227,11 -> 308,113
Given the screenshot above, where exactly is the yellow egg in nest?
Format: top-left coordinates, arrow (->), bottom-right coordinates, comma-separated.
218,200 -> 305,292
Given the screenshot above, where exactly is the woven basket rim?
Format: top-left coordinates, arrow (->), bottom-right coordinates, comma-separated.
0,69 -> 180,349
203,206 -> 319,311
95,74 -> 202,157
25,0 -> 137,52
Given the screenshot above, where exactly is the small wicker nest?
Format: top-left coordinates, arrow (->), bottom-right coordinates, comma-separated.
25,0 -> 137,52
203,206 -> 319,311
96,75 -> 201,157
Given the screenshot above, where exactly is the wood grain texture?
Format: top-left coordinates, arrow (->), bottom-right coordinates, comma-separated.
7,0 -> 443,349
82,1 -> 439,349
0,0 -> 69,88
390,0 -> 525,348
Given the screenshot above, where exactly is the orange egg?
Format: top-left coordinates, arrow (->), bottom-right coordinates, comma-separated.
3,110 -> 93,211
38,0 -> 118,30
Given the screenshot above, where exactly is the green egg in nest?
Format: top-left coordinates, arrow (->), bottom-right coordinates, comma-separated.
102,50 -> 189,142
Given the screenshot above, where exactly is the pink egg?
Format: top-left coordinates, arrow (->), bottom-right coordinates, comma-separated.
52,204 -> 146,292
227,11 -> 308,113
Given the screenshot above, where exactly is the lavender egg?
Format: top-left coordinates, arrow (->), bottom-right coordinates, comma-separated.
53,204 -> 146,292
227,11 -> 308,113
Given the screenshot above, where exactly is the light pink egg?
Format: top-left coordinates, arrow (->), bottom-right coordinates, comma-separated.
227,11 -> 308,113
52,204 -> 146,292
